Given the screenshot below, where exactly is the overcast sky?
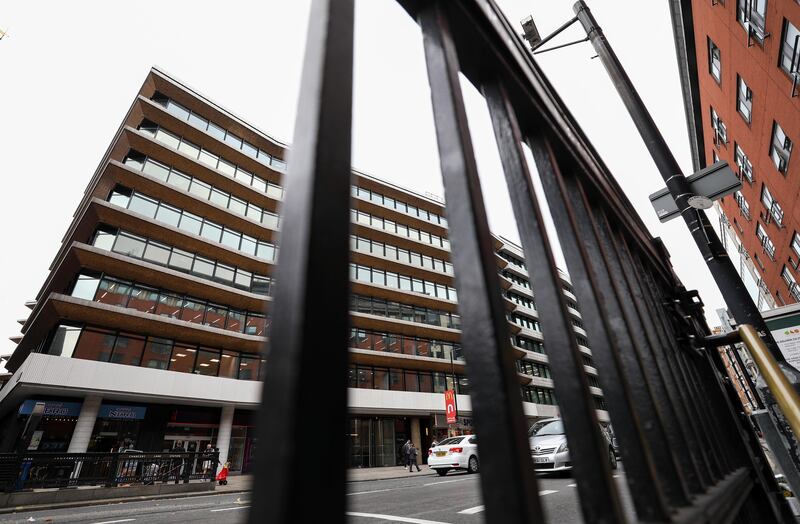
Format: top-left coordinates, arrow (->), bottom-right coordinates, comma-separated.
0,0 -> 724,363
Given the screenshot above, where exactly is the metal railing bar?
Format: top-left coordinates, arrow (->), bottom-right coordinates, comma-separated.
418,4 -> 544,522
249,0 -> 354,522
483,79 -> 620,522
669,468 -> 752,524
526,132 -> 664,522
617,234 -> 722,486
592,212 -> 708,494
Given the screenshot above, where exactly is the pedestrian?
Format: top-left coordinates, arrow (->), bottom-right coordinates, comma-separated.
401,440 -> 411,467
202,444 -> 218,482
408,444 -> 421,473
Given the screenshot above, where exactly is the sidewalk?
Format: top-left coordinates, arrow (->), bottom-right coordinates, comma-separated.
348,465 -> 436,482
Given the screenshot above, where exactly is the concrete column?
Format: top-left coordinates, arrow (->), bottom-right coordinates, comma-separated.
67,395 -> 102,453
216,404 -> 235,473
410,417 -> 422,465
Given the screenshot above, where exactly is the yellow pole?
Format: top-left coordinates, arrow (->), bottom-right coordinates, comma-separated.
739,324 -> 800,439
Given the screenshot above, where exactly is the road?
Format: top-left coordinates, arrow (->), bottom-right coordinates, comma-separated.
3,467 -> 635,523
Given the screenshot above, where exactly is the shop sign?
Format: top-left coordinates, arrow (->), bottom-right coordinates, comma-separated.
99,404 -> 147,420
27,430 -> 44,451
19,400 -> 82,417
444,389 -> 457,424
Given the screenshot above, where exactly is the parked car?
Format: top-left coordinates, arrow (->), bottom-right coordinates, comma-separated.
529,418 -> 617,472
427,435 -> 478,476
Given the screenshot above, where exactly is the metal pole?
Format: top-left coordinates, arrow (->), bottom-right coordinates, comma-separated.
572,0 -> 800,379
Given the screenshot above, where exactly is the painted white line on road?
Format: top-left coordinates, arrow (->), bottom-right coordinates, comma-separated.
347,512 -> 450,524
458,505 -> 485,515
613,475 -> 620,478
567,483 -> 577,487
209,506 -> 250,512
422,477 -> 475,487
539,490 -> 558,495
91,520 -> 136,524
347,488 -> 398,496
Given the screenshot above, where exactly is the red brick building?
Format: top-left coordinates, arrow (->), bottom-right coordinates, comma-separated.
671,0 -> 800,309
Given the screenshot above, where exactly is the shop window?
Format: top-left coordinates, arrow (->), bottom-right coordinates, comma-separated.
74,327 -> 116,362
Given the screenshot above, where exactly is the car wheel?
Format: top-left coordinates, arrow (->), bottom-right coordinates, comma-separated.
436,469 -> 449,476
468,456 -> 479,474
609,448 -> 617,470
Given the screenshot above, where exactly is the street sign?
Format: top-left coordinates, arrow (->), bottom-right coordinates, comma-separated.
648,161 -> 740,222
444,389 -> 457,424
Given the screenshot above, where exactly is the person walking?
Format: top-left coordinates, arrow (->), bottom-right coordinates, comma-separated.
401,440 -> 411,467
408,444 -> 421,473
201,444 -> 219,482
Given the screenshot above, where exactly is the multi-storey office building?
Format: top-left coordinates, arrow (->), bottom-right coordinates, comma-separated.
0,68 -> 604,471
671,0 -> 800,309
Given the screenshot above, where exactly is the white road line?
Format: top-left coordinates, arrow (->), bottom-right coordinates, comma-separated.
567,483 -> 577,487
458,505 -> 485,515
422,477 -> 475,486
613,475 -> 620,478
209,506 -> 250,512
347,488 -> 398,496
539,489 -> 558,495
346,512 -> 450,524
91,520 -> 136,524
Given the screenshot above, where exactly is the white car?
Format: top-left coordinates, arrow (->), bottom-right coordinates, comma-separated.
529,418 -> 617,472
427,435 -> 479,476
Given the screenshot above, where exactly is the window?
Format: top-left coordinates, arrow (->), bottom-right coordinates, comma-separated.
71,274 -> 100,300
771,121 -> 792,174
47,325 -> 81,358
735,191 -> 751,219
782,266 -> 800,301
219,351 -> 239,379
738,0 -> 767,42
73,327 -> 115,362
142,337 -> 173,370
736,75 -> 752,123
110,333 -> 145,366
113,232 -> 147,258
711,107 -> 727,146
760,184 -> 784,225
708,38 -> 722,83
95,278 -> 131,307
792,232 -> 800,258
735,143 -> 753,182
170,345 -> 196,373
780,19 -> 800,75
756,222 -> 776,258
195,348 -> 221,376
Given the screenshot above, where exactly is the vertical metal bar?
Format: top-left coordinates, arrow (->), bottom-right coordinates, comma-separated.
249,1 -> 353,522
418,5 -> 543,523
483,80 -> 626,523
525,133 -> 670,522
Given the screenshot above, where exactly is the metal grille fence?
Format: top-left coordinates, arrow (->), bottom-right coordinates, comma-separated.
249,0 -> 794,522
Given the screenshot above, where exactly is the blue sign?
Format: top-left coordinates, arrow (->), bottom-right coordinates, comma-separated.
19,400 -> 82,417
98,404 -> 147,420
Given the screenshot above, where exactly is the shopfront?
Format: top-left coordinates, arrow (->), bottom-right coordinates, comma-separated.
18,399 -> 81,452
348,416 -> 412,468
88,403 -> 148,451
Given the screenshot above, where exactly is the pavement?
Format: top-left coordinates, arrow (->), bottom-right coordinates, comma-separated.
1,465 -> 635,523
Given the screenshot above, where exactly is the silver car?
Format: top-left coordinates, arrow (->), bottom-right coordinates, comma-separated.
529,418 -> 617,472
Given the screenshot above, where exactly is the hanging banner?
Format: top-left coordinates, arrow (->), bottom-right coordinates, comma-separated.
444,389 -> 457,424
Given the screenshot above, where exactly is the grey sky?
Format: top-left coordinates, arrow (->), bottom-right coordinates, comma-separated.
0,0 -> 724,362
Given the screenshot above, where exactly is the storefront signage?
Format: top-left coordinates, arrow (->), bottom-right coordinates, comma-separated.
444,389 -> 457,424
99,404 -> 147,420
19,400 -> 82,417
765,312 -> 800,371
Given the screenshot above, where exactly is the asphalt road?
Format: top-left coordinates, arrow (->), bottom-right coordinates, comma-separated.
3,466 -> 635,523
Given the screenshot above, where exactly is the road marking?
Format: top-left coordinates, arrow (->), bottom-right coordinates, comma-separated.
347,488 -> 398,496
613,475 -> 620,478
567,483 -> 577,487
210,506 -> 250,512
422,477 -> 475,487
458,505 -> 485,515
539,490 -> 558,495
91,520 -> 136,524
346,512 -> 449,524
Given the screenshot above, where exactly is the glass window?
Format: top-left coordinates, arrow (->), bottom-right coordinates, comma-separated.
168,248 -> 194,271
771,121 -> 792,174
204,304 -> 228,328
246,203 -> 262,222
73,327 -> 115,362
155,129 -> 180,150
166,100 -> 191,121
708,37 -> 721,83
738,0 -> 767,40
95,278 -> 131,307
195,348 -> 221,376
142,337 -> 173,369
210,188 -> 229,208
109,188 -> 133,208
178,139 -> 200,159
225,310 -> 245,333
239,355 -> 260,380
229,197 -> 247,216
217,159 -> 236,176
266,183 -> 283,200
735,143 -> 753,183
219,351 -> 239,379
127,285 -> 159,314
757,222 -> 776,258
357,367 -> 373,389
167,171 -> 191,191
189,179 -> 212,200
124,154 -> 146,171
192,256 -> 216,277
737,75 -> 752,123
783,266 -> 800,301
418,372 -> 433,393
781,18 -> 800,74
374,368 -> 389,390
143,241 -> 172,266
256,242 -> 275,261
198,150 -> 218,168
252,177 -> 267,193
244,313 -> 267,336
761,184 -> 784,225
178,211 -> 203,235
240,235 -> 257,256
143,160 -> 170,181
128,194 -> 159,218
179,299 -> 206,324
710,107 -> 727,146
792,232 -> 800,258
207,123 -> 226,141
92,229 -> 117,251
169,345 -> 196,373
155,203 -> 182,228
224,132 -> 243,150
154,293 -> 183,318
220,229 -> 242,250
404,371 -> 419,392
214,263 -> 236,283
71,273 -> 100,300
188,112 -> 208,130
110,333 -> 145,366
235,268 -> 253,289
242,141 -> 258,158
200,221 -> 223,243
48,324 -> 82,358
235,168 -> 254,186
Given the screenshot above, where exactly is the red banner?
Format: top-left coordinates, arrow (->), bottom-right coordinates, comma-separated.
444,389 -> 457,424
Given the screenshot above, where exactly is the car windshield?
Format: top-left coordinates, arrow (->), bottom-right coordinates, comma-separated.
529,420 -> 565,436
436,437 -> 464,446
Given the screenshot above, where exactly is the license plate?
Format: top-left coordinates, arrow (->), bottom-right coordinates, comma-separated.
533,457 -> 550,463
435,451 -> 446,457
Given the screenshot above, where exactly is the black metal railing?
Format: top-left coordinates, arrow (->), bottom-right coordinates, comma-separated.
0,451 -> 218,492
249,0 -> 795,522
